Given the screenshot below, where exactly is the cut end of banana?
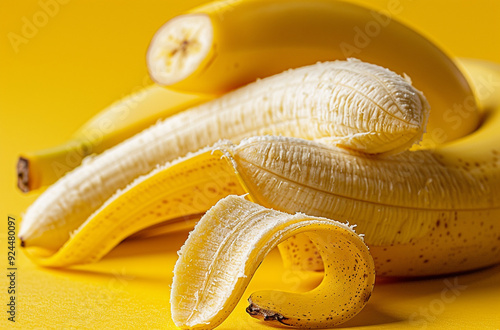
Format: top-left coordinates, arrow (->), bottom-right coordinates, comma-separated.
147,14 -> 213,86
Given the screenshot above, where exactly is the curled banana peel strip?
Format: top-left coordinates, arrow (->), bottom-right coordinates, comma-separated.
147,0 -> 479,145
17,85 -> 210,192
170,196 -> 375,329
19,59 -> 428,251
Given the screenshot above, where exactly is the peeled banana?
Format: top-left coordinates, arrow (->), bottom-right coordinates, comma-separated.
19,59 -> 428,251
17,85 -> 209,192
21,59 -> 500,278
19,57 -> 500,329
147,0 -> 479,144
171,195 -> 375,329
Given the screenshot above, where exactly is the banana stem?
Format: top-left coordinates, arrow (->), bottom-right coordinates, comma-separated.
18,139 -> 89,192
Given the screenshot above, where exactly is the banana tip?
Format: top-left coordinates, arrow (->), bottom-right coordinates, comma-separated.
19,238 -> 25,248
246,299 -> 288,325
17,157 -> 30,193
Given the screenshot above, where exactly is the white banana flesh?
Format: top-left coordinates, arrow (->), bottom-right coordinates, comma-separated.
19,59 -> 428,251
230,134 -> 500,276
147,14 -> 213,85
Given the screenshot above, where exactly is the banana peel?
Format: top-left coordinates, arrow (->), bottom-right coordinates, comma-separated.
171,195 -> 375,329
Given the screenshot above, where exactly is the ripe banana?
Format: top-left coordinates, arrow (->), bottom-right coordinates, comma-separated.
19,59 -> 428,251
171,195 -> 375,329
147,0 -> 479,144
17,85 -> 210,192
22,59 -> 500,277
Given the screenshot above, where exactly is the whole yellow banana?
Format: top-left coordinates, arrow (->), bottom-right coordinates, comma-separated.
17,85 -> 209,192
147,0 -> 479,144
19,60 -> 426,251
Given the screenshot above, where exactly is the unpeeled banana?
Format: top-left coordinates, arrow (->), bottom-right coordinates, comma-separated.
171,196 -> 375,329
147,0 -> 479,144
19,59 -> 428,251
17,85 -> 209,192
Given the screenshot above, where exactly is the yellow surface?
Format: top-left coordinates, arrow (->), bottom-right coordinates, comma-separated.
0,0 -> 499,329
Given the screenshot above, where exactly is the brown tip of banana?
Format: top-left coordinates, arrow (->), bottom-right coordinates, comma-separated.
19,238 -> 25,248
17,157 -> 30,193
246,299 -> 289,325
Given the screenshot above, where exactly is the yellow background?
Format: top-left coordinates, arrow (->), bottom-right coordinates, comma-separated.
1,0 -> 499,328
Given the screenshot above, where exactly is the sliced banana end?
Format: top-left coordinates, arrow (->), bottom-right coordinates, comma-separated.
147,14 -> 213,86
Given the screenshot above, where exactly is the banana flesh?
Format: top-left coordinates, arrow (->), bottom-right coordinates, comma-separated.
171,195 -> 375,329
25,109 -> 500,275
19,59 -> 427,251
19,58 -> 500,329
240,58 -> 500,275
17,85 -> 209,192
234,134 -> 500,276
21,60 -> 500,275
147,0 -> 479,145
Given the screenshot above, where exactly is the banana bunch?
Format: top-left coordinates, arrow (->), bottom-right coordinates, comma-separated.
19,59 -> 429,252
18,0 -> 500,328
